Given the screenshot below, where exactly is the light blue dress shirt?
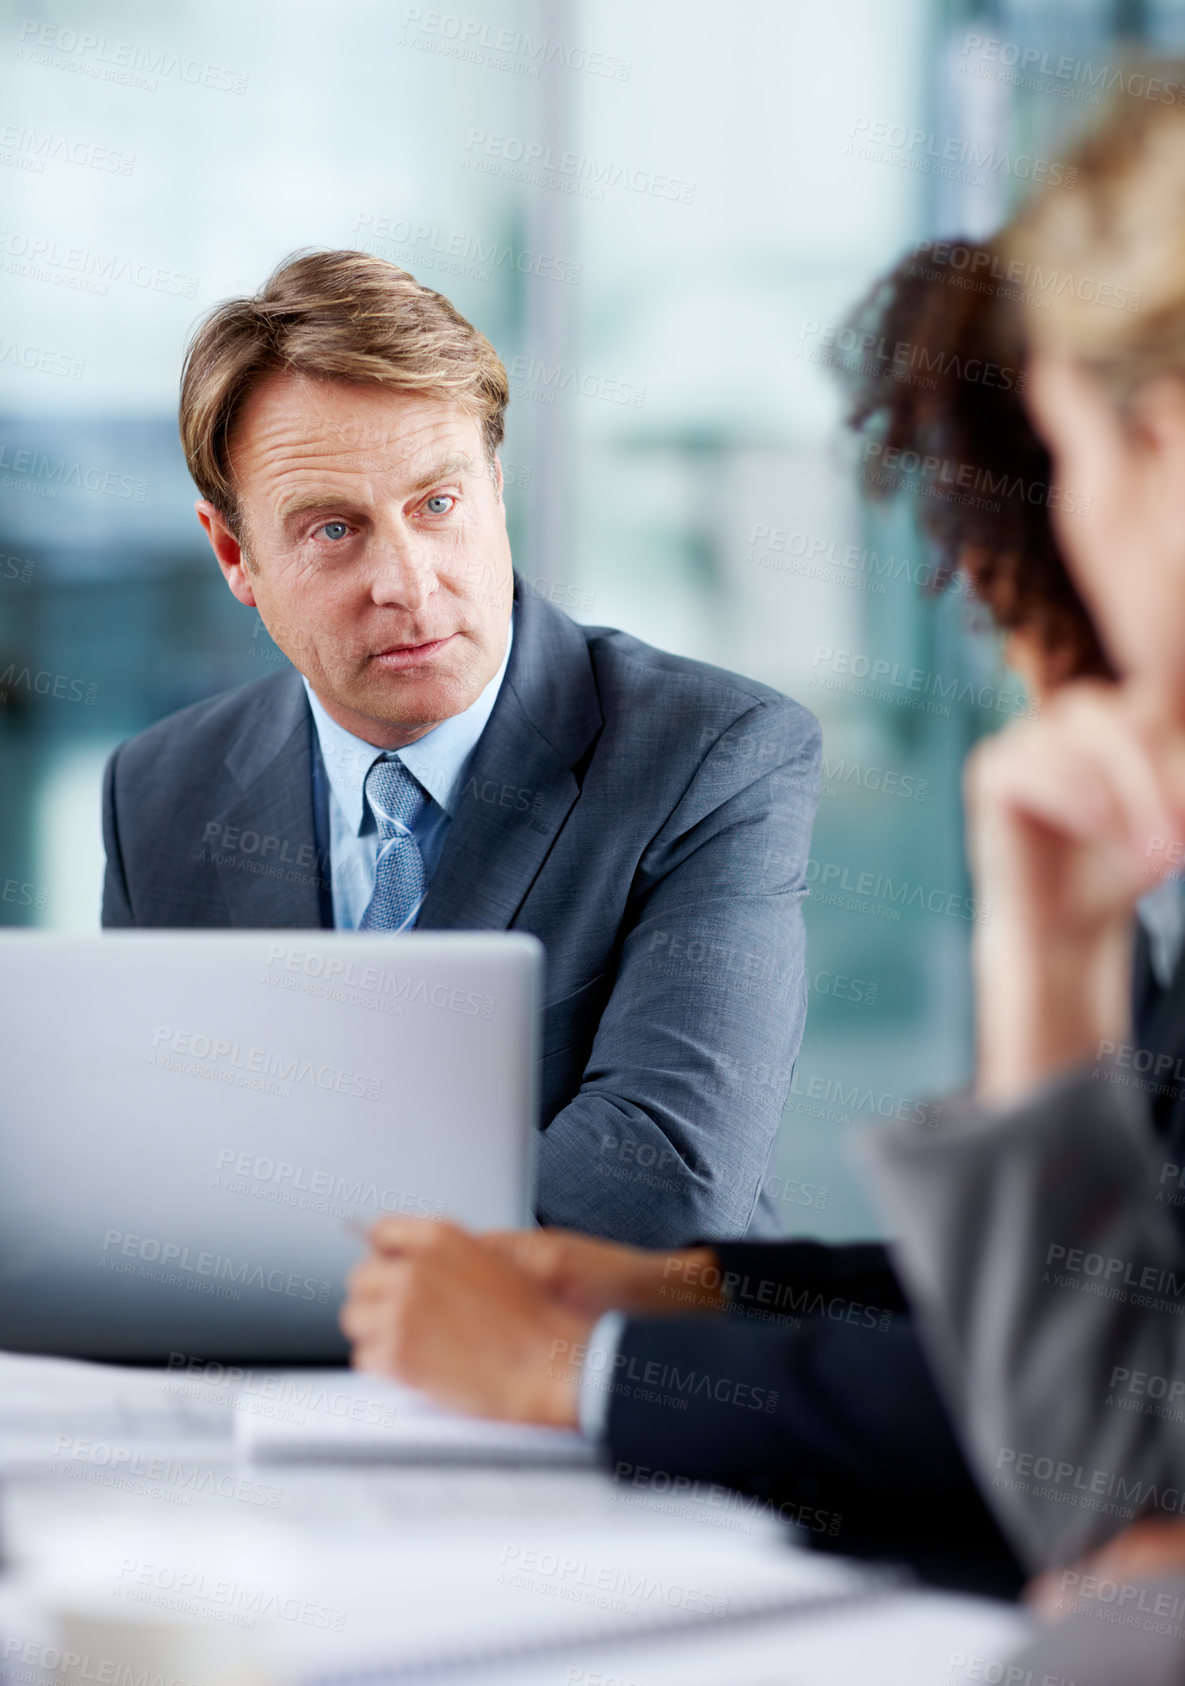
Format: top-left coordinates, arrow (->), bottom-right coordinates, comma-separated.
302,616 -> 514,929
578,1310 -> 626,1439
1137,875 -> 1185,989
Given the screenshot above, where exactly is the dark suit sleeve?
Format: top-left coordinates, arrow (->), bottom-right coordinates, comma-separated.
594,1238 -> 1019,1571
101,745 -> 135,927
600,1309 -> 1013,1564
534,697 -> 821,1246
711,1239 -> 910,1318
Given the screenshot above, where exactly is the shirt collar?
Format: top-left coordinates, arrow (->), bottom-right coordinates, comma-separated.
1137,872 -> 1185,990
303,612 -> 514,836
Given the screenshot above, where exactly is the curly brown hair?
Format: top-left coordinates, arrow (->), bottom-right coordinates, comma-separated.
834,237 -> 1112,685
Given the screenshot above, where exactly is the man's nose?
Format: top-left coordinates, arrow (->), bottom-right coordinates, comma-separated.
369,530 -> 438,613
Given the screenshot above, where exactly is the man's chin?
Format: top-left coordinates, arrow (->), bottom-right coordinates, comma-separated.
346,671 -> 477,740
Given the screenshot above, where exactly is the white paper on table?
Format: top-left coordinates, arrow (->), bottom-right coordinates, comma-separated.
234,1369 -> 597,1465
251,1519 -> 893,1683
385,1584 -> 1032,1686
0,1350 -> 236,1465
6,1501 -> 894,1685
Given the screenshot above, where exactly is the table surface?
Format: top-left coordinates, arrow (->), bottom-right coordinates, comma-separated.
0,1358 -> 1033,1686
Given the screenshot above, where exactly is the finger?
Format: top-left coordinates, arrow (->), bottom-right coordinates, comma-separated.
1128,681 -> 1185,816
480,1229 -> 535,1258
481,1229 -> 557,1276
971,708 -> 1168,855
368,1215 -> 466,1254
345,1257 -> 407,1299
1125,690 -> 1185,877
339,1297 -> 391,1343
350,1336 -> 400,1377
1023,1568 -> 1064,1620
1060,690 -> 1185,864
969,729 -> 1120,849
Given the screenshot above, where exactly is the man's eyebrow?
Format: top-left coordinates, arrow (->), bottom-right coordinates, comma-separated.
275,454 -> 479,525
404,452 -> 479,493
276,491 -> 358,524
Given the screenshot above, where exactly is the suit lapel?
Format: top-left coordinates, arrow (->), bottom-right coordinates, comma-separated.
419,579 -> 602,932
205,584 -> 600,934
209,671 -> 325,929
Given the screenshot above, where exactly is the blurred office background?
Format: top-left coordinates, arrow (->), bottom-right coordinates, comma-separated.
2,0 -> 1177,1234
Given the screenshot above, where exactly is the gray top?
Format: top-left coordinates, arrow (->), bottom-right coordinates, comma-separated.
860,1064 -> 1185,1571
1006,1573 -> 1185,1685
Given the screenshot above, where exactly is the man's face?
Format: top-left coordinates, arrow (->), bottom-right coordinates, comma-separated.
197,372 -> 514,749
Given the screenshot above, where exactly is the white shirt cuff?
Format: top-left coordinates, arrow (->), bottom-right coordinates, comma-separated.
577,1310 -> 627,1440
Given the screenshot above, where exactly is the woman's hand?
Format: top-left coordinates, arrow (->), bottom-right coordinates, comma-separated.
966,682 -> 1185,1103
1028,1517 -> 1185,1620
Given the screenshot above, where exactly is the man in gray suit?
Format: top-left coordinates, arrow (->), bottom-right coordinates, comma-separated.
101,248 -> 821,1249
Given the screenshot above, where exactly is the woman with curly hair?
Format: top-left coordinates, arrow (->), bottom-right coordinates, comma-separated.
836,233 -> 1111,691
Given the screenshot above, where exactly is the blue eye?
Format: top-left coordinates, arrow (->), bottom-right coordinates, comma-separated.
320,521 -> 350,541
424,495 -> 454,515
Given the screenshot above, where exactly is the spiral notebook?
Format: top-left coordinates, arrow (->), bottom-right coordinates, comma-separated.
233,1375 -> 901,1682
256,1524 -> 900,1686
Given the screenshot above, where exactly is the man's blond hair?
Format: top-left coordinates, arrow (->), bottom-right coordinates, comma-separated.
179,248 -> 510,537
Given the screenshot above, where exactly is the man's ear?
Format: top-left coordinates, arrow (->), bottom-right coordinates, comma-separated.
195,499 -> 257,607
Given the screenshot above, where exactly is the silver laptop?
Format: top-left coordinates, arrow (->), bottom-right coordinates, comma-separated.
0,931 -> 541,1362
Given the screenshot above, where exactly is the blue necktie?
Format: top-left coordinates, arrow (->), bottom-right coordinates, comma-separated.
359,756 -> 428,932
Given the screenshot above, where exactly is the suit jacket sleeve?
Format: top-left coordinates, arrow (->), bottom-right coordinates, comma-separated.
710,1238 -> 909,1317
101,744 -> 135,927
534,697 -> 821,1246
598,1300 -> 1009,1561
859,1066 -> 1185,1571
